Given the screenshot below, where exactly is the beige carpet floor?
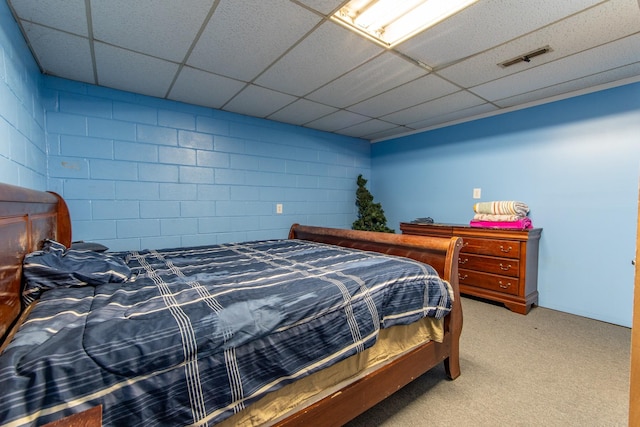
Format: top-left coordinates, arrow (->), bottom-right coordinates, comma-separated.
346,297 -> 631,427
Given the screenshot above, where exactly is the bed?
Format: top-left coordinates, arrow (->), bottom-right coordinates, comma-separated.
0,182 -> 463,427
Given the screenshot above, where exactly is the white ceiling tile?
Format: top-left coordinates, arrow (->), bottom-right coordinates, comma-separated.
307,52 -> 428,108
408,103 -> 499,130
10,0 -> 88,36
188,0 -> 321,82
470,34 -> 640,101
224,85 -> 297,118
255,21 -> 384,96
305,110 -> 370,132
94,43 -> 179,98
268,99 -> 338,125
338,119 -> 400,138
168,67 -> 246,109
396,0 -> 603,67
438,0 -> 640,88
22,22 -> 94,83
296,0 -> 345,14
494,62 -> 640,108
382,91 -> 487,125
91,0 -> 214,62
348,74 -> 459,117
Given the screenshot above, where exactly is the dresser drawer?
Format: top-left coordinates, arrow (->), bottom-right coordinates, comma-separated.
458,253 -> 519,277
458,269 -> 519,296
461,237 -> 520,259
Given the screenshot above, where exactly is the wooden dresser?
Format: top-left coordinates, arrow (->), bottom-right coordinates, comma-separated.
400,223 -> 542,314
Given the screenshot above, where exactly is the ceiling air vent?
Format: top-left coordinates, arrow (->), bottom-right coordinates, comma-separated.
499,46 -> 552,68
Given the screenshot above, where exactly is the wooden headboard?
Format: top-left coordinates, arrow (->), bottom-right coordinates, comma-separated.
0,183 -> 72,346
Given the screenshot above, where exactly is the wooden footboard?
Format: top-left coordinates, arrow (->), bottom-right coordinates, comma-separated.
285,224 -> 463,426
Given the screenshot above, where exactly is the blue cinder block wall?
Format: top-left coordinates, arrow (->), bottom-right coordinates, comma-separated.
0,0 -> 47,189
43,77 -> 370,250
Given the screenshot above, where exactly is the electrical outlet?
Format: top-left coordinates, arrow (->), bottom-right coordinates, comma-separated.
276,203 -> 283,214
473,188 -> 481,199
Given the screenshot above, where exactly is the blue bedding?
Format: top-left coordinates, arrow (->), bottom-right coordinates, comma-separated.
0,239 -> 452,426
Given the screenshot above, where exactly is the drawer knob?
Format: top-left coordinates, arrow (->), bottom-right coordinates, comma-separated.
499,263 -> 512,271
459,274 -> 468,280
499,245 -> 513,253
459,257 -> 469,265
498,280 -> 511,289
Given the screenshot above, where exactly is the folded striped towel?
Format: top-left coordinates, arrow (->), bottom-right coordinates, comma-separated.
473,201 -> 529,216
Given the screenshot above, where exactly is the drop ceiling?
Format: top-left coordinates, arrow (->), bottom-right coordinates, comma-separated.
7,0 -> 640,142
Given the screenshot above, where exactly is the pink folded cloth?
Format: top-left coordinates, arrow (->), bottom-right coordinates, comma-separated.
469,218 -> 533,229
473,213 -> 523,222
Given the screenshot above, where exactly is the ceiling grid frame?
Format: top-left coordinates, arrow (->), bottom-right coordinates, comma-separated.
6,0 -> 640,141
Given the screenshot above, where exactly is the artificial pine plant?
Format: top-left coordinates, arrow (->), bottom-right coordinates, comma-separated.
352,174 -> 394,233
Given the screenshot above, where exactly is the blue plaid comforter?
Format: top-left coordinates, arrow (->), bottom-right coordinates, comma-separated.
0,239 -> 452,426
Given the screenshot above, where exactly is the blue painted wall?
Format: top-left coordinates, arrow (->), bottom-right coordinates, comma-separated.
42,76 -> 370,251
0,1 -> 46,189
371,83 -> 640,326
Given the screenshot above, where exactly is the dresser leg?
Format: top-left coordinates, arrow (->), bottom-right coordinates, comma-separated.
504,301 -> 532,314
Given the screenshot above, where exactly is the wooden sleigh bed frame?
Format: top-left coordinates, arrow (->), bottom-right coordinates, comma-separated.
0,182 -> 463,427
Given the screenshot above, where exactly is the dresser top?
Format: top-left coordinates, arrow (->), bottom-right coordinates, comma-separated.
400,222 -> 542,240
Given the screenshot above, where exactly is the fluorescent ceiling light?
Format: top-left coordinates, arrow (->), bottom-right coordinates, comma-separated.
332,0 -> 479,48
